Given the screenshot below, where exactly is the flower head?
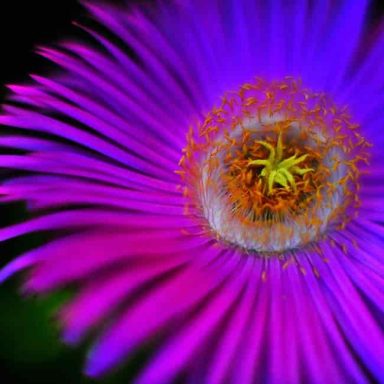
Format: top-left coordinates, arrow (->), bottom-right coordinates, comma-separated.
182,78 -> 370,253
0,1 -> 384,383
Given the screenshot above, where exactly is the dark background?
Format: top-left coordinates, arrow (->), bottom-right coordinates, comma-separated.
0,2 -> 89,383
0,1 -> 384,383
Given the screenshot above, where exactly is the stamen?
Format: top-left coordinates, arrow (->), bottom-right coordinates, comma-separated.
247,132 -> 314,195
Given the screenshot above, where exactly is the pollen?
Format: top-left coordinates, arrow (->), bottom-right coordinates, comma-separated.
179,77 -> 370,254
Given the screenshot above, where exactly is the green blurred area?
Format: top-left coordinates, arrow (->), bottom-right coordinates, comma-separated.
0,279 -> 146,384
0,280 -> 89,384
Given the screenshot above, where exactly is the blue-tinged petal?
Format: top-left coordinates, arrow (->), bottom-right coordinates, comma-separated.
300,254 -> 371,384
317,243 -> 384,382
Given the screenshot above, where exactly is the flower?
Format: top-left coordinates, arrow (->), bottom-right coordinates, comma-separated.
0,0 -> 384,383
181,78 -> 368,254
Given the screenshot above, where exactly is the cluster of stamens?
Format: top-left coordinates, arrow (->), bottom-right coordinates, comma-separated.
178,77 -> 370,254
223,126 -> 322,222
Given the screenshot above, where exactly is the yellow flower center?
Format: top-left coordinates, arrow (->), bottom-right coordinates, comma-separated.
249,132 -> 313,195
223,125 -> 322,221
178,77 -> 370,255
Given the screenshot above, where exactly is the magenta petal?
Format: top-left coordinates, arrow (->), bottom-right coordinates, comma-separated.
0,0 -> 383,383
60,256 -> 185,344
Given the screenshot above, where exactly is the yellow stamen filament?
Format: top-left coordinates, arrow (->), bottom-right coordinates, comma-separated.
247,132 -> 314,195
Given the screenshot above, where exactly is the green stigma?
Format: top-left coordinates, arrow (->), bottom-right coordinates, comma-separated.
247,132 -> 314,195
